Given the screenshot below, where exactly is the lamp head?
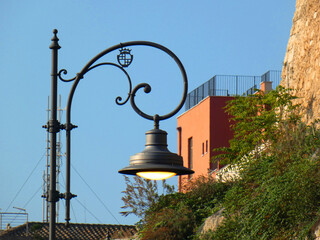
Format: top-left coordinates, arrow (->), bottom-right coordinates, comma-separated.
119,128 -> 194,180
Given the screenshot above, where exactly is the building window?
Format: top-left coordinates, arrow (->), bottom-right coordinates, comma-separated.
188,137 -> 193,170
202,142 -> 204,155
206,140 -> 208,153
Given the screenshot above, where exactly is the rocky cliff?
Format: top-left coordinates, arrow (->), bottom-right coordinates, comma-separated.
281,0 -> 320,123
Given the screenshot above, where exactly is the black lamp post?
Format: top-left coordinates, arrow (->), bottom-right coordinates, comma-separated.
45,29 -> 194,240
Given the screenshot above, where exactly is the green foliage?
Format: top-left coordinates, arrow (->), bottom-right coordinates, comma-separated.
120,176 -> 175,218
214,86 -> 299,165
141,201 -> 196,240
209,87 -> 320,239
122,87 -> 320,239
138,176 -> 232,240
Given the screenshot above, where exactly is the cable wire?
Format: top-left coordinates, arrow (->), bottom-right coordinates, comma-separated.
74,198 -> 102,223
9,184 -> 42,225
71,164 -> 121,224
23,184 -> 43,209
70,201 -> 78,223
5,152 -> 46,212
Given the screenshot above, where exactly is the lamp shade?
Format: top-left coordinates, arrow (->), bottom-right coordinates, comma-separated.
118,128 -> 194,180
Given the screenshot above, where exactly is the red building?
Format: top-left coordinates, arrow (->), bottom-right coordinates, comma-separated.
177,71 -> 278,191
177,96 -> 233,190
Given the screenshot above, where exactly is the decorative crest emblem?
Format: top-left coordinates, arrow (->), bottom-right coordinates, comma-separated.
117,48 -> 133,67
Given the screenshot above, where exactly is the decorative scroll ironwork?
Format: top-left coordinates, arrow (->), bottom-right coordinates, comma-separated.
58,63 -> 132,106
58,69 -> 77,82
61,40 -> 188,128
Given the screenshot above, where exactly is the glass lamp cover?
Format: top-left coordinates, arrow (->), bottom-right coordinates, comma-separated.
137,171 -> 176,180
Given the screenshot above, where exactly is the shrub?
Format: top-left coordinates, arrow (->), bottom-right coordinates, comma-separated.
138,177 -> 232,240
210,87 -> 320,239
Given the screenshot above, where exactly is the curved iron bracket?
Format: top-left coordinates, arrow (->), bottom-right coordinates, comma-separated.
63,41 -> 187,129
58,62 -> 132,106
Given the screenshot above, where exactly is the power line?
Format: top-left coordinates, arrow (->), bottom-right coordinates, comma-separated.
71,164 -> 121,224
74,198 -> 102,224
5,152 -> 46,212
23,184 -> 43,209
70,200 -> 78,223
60,177 -> 98,224
9,184 -> 42,225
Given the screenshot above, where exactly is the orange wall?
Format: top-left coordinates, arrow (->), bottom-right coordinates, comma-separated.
177,96 -> 233,191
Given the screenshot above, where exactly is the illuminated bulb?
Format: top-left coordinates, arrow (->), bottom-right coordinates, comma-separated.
137,171 -> 176,180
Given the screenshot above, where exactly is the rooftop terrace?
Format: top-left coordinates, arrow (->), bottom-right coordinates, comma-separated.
185,70 -> 281,110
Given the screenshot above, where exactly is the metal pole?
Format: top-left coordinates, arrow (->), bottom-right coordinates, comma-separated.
46,96 -> 50,223
65,121 -> 71,225
57,95 -> 62,223
48,29 -> 61,240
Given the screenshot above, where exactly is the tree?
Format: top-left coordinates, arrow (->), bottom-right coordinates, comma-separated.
120,176 -> 174,219
214,86 -> 299,166
121,87 -> 320,239
138,176 -> 232,240
210,87 -> 320,239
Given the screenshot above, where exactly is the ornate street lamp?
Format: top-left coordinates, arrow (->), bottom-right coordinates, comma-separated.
45,29 -> 194,240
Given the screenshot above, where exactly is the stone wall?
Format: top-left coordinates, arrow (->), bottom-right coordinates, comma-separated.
281,0 -> 320,123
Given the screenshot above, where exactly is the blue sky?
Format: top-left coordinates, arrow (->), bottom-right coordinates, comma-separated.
0,1 -> 295,226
